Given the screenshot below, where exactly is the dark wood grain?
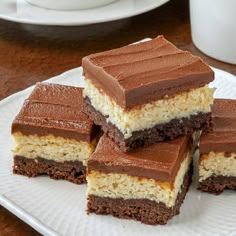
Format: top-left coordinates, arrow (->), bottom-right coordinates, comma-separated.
0,0 -> 235,235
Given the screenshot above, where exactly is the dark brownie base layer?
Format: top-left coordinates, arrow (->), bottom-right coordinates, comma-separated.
13,156 -> 86,184
87,166 -> 192,225
84,97 -> 212,152
198,176 -> 236,195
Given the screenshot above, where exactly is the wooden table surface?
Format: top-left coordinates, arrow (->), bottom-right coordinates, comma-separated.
0,0 -> 235,235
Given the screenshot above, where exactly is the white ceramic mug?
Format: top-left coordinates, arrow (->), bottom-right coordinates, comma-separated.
190,0 -> 236,64
26,0 -> 117,10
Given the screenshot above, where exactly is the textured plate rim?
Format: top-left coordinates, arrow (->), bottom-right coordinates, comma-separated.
0,0 -> 170,26
0,66 -> 235,236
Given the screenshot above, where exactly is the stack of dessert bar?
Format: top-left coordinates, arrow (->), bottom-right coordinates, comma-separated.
12,36 -> 235,225
82,36 -> 215,224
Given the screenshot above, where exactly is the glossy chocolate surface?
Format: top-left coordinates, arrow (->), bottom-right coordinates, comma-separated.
87,135 -> 191,182
12,83 -> 96,142
200,99 -> 236,153
82,36 -> 214,109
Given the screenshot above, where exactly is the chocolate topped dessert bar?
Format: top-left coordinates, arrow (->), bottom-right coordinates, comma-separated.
87,135 -> 193,225
12,83 -> 99,184
198,99 -> 236,194
82,36 -> 214,152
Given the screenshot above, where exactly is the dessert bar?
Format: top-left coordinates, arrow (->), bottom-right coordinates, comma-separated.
12,83 -> 99,184
82,36 -> 214,152
87,135 -> 193,225
198,99 -> 236,194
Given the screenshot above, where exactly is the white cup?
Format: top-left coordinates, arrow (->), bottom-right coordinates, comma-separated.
190,0 -> 236,64
26,0 -> 117,10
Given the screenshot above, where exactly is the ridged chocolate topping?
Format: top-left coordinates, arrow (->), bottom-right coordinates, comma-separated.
82,36 -> 214,109
200,99 -> 236,153
87,135 -> 191,182
12,83 -> 96,142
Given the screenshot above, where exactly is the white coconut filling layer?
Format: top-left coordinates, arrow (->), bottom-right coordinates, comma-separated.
83,78 -> 214,139
12,132 -> 97,165
87,152 -> 192,208
199,152 -> 236,182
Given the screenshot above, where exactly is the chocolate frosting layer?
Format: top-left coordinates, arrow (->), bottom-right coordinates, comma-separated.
200,131 -> 236,154
82,36 -> 214,109
200,99 -> 236,153
29,83 -> 84,107
212,99 -> 236,131
87,135 -> 191,182
12,83 -> 96,142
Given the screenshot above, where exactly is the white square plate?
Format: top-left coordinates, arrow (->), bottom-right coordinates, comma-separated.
0,67 -> 235,236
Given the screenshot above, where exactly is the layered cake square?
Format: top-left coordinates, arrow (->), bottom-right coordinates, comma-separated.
12,83 -> 99,184
82,36 -> 214,152
87,135 -> 193,225
199,99 -> 236,194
